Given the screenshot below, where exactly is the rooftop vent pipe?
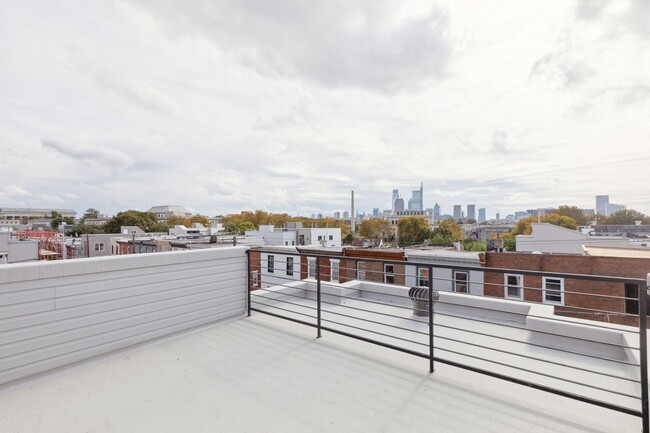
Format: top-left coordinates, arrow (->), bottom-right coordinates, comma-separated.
408,286 -> 439,316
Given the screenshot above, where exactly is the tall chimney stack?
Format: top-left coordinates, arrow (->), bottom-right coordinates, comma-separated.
351,190 -> 355,233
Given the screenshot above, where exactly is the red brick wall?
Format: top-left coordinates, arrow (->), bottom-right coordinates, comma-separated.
339,249 -> 407,285
485,252 -> 650,325
298,256 -> 332,281
248,249 -> 261,291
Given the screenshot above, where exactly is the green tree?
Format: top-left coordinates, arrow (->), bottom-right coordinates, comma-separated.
82,208 -> 100,221
222,211 -> 351,237
223,221 -> 255,235
397,217 -> 431,247
462,239 -> 487,251
601,209 -> 650,225
104,210 -> 167,234
556,205 -> 589,225
165,215 -> 192,227
343,233 -> 354,244
50,211 -> 74,231
510,213 -> 578,236
67,223 -> 105,235
430,219 -> 464,246
190,214 -> 211,226
359,219 -> 392,241
502,236 -> 516,251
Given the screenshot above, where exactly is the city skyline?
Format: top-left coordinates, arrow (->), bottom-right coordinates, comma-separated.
1,1 -> 649,217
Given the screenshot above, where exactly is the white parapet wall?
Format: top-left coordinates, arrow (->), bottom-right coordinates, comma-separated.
0,247 -> 248,386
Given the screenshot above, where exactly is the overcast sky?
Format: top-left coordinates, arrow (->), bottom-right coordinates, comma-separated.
1,0 -> 649,218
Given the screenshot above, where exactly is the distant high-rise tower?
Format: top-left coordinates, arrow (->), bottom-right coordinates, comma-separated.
453,205 -> 462,221
478,208 -> 486,224
433,203 -> 441,217
408,182 -> 424,211
392,189 -> 399,212
394,198 -> 405,212
496,212 -> 500,222
606,203 -> 625,216
351,191 -> 355,232
595,195 -> 609,216
467,204 -> 476,221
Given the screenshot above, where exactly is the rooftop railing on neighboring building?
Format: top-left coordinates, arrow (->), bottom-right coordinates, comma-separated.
247,249 -> 650,433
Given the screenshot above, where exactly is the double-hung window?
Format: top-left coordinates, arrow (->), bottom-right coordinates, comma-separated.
504,274 -> 523,300
267,255 -> 274,273
331,260 -> 340,283
542,277 -> 564,305
453,271 -> 469,293
357,262 -> 366,281
286,257 -> 294,276
384,264 -> 395,284
418,267 -> 429,287
308,258 -> 316,278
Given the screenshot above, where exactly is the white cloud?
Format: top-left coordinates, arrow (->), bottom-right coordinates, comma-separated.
0,0 -> 649,218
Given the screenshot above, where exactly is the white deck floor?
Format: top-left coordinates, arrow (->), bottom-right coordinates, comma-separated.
0,313 -> 641,433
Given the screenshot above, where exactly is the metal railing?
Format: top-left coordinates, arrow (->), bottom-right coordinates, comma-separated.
246,249 -> 649,432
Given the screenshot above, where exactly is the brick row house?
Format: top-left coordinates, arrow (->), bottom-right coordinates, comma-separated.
484,250 -> 650,326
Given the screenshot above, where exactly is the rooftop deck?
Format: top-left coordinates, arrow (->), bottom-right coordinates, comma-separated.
0,247 -> 648,432
0,313 -> 639,433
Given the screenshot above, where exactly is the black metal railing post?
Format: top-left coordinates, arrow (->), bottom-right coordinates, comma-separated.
428,264 -> 434,373
246,249 -> 251,317
316,257 -> 322,338
641,275 -> 649,433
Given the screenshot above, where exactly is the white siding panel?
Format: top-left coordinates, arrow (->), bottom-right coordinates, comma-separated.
0,247 -> 248,385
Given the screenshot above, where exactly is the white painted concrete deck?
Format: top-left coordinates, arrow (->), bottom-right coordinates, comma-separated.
0,314 -> 641,433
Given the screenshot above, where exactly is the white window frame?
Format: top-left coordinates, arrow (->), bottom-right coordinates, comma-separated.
286,257 -> 294,276
357,261 -> 366,281
504,274 -> 523,300
331,260 -> 340,283
267,255 -> 274,273
417,267 -> 429,287
308,258 -> 316,279
252,271 -> 259,288
94,242 -> 105,252
384,264 -> 395,284
453,271 -> 469,293
542,277 -> 564,305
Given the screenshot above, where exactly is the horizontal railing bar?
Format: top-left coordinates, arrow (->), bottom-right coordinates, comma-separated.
430,308 -> 640,350
321,318 -> 427,348
430,332 -> 640,383
427,314 -> 640,365
433,343 -> 641,399
320,325 -> 430,358
431,355 -> 642,417
321,308 -> 428,336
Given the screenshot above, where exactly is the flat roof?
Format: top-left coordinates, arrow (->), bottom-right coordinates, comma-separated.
0,313 -> 639,433
584,245 -> 650,258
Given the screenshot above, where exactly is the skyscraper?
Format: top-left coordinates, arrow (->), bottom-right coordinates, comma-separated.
478,208 -> 486,224
596,195 -> 609,215
606,203 -> 625,216
467,204 -> 476,221
408,183 -> 424,211
433,203 -> 441,218
392,190 -> 399,212
453,205 -> 462,221
394,198 -> 405,212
